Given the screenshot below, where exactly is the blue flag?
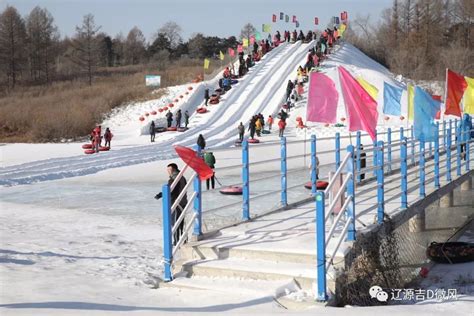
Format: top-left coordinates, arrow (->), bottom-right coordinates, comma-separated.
383,82 -> 403,116
414,86 -> 440,142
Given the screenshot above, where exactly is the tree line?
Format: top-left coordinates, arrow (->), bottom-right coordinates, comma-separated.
0,5 -> 240,91
346,0 -> 473,80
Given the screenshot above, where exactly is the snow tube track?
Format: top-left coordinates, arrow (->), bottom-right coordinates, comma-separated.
0,41 -> 314,186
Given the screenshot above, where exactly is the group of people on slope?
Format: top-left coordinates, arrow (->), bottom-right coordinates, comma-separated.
90,125 -> 113,152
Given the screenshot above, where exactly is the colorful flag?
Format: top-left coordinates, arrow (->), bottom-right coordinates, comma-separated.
262,24 -> 271,33
237,45 -> 243,53
242,38 -> 249,47
307,72 -> 339,123
285,15 -> 289,23
464,76 -> 474,114
445,69 -> 467,117
250,36 -> 255,45
356,77 -> 378,101
407,83 -> 415,121
272,14 -> 277,23
339,23 -> 347,37
314,17 -> 319,25
228,48 -> 235,57
296,21 -> 300,28
255,31 -> 261,41
338,66 -> 378,141
203,59 -> 210,69
280,12 -> 284,20
219,51 -> 224,61
414,86 -> 440,142
334,17 -> 340,25
383,82 -> 403,116
292,15 -> 297,23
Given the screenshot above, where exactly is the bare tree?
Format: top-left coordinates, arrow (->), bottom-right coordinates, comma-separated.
26,6 -> 59,84
124,26 -> 146,65
70,14 -> 101,85
158,21 -> 182,49
0,6 -> 27,89
240,23 -> 256,41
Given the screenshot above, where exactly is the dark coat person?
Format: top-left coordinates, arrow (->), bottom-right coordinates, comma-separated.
175,109 -> 182,128
197,134 -> 206,150
150,121 -> 156,142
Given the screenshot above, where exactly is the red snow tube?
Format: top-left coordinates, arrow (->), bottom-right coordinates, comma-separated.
156,127 -> 167,133
168,103 -> 174,107
82,144 -> 93,149
185,92 -> 189,95
179,95 -> 184,98
177,127 -> 188,132
167,127 -> 178,131
158,108 -> 164,113
139,116 -> 145,121
84,149 -> 95,155
248,138 -> 260,144
304,181 -> 329,190
196,107 -> 207,114
231,74 -> 238,79
163,107 -> 168,111
219,186 -> 243,195
151,111 -> 157,115
188,86 -> 193,91
214,88 -> 225,95
209,99 -> 219,105
174,99 -> 179,102
99,146 -> 110,151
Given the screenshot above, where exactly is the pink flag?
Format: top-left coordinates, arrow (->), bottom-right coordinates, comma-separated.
250,36 -> 255,45
338,66 -> 378,141
306,72 -> 339,123
228,48 -> 235,57
237,45 -> 243,53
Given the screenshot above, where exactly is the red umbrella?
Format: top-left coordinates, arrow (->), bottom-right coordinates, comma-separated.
174,146 -> 214,180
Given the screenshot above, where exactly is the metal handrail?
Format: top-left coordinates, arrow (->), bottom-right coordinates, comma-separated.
324,152 -> 351,195
172,191 -> 197,234
171,172 -> 197,213
170,165 -> 189,191
325,173 -> 352,221
326,196 -> 352,242
326,220 -> 351,270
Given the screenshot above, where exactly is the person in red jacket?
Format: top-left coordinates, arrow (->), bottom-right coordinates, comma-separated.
278,119 -> 286,137
267,115 -> 274,131
92,127 -> 101,153
104,127 -> 113,148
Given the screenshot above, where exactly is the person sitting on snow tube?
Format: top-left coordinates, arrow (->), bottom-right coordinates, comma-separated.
223,78 -> 231,91
223,67 -> 230,78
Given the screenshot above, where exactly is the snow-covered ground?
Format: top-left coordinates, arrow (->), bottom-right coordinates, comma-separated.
1,40 -> 472,315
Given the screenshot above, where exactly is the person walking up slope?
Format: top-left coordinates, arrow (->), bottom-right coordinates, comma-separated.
278,118 -> 286,137
175,109 -> 182,128
150,121 -> 156,142
238,122 -> 245,141
104,127 -> 113,148
204,151 -> 216,190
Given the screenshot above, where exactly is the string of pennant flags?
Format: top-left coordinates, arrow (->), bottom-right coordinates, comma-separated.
203,10 -> 349,70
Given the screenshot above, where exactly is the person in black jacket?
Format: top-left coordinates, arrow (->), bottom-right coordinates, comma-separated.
166,110 -> 173,128
175,109 -> 182,128
184,110 -> 190,128
204,89 -> 210,106
286,80 -> 294,101
248,117 -> 256,139
358,144 -> 366,180
155,163 -> 188,245
197,134 -> 206,150
150,121 -> 156,142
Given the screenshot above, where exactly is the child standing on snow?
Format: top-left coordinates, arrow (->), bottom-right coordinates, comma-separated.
267,115 -> 274,131
104,128 -> 113,148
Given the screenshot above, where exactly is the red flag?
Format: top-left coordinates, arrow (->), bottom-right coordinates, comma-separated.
445,69 -> 467,117
272,14 -> 277,22
432,95 -> 442,119
314,17 -> 319,25
237,45 -> 243,53
292,15 -> 297,23
228,48 -> 235,57
174,146 -> 214,180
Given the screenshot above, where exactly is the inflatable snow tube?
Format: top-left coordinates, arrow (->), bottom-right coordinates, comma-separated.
82,144 -> 93,149
84,149 -> 95,155
209,99 -> 220,105
427,242 -> 474,264
261,130 -> 270,134
179,95 -> 184,99
139,116 -> 145,121
151,111 -> 157,115
231,79 -> 239,85
99,146 -> 110,151
167,127 -> 178,132
214,88 -> 225,95
248,138 -> 260,144
145,112 -> 149,116
158,108 -> 164,113
219,186 -> 243,195
188,86 -> 193,91
174,99 -> 179,102
230,74 -> 238,79
177,127 -> 188,132
196,107 -> 208,114
185,92 -> 189,95
224,85 -> 231,91
304,181 -> 329,190
156,127 -> 167,133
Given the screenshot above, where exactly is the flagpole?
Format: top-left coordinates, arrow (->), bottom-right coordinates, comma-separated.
442,68 -> 448,123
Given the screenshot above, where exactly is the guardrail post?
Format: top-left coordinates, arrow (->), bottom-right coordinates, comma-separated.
315,191 -> 327,302
446,128 -> 452,182
466,126 -> 471,171
434,123 -> 440,189
311,135 -> 317,195
335,132 -> 341,170
456,126 -> 461,176
242,140 -> 250,220
356,131 -> 361,183
443,120 -> 446,149
281,136 -> 288,207
401,137 -> 408,209
419,140 -> 426,198
387,128 -> 392,172
346,145 -> 356,241
400,127 -> 404,140
376,141 -> 385,224
193,146 -> 202,238
411,125 -> 415,164
162,184 -> 173,282
373,129 -> 377,176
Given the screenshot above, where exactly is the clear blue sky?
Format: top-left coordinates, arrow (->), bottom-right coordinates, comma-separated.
2,0 -> 392,41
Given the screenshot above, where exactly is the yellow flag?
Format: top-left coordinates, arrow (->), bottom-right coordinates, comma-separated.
203,59 -> 210,69
407,83 -> 415,121
339,23 -> 347,36
263,24 -> 272,33
242,38 -> 249,47
464,76 -> 474,114
357,77 -> 378,101
219,51 -> 224,61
